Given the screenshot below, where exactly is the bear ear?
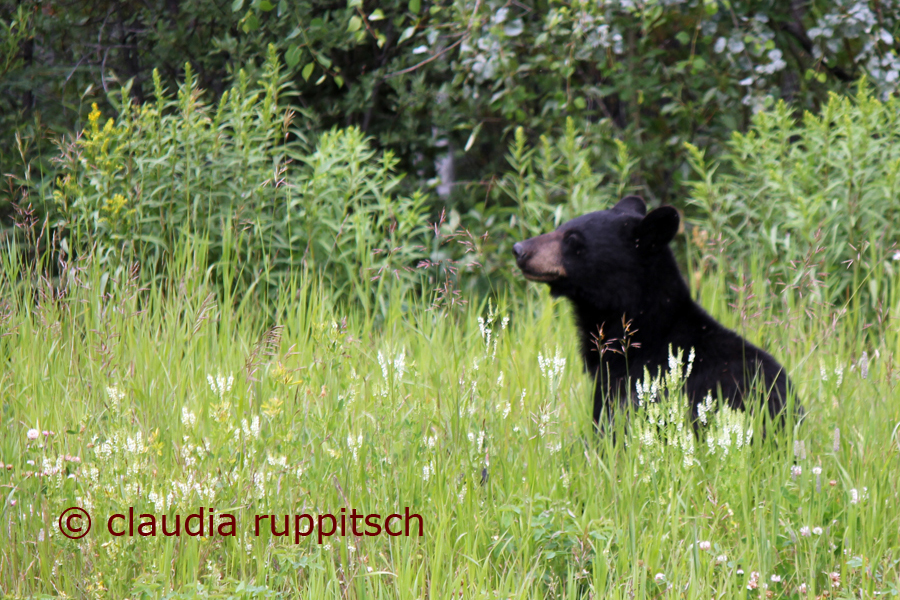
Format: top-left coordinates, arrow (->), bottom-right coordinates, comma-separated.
612,195 -> 647,216
634,206 -> 680,253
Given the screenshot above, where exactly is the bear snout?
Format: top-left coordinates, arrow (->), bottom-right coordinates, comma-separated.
512,242 -> 527,263
513,232 -> 567,282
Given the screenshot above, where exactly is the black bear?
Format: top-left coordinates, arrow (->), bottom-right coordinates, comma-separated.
512,195 -> 802,430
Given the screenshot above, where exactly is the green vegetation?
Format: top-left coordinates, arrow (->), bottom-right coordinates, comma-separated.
2,200 -> 900,597
4,1 -> 900,597
685,81 -> 900,312
5,0 -> 900,217
46,50 -> 431,315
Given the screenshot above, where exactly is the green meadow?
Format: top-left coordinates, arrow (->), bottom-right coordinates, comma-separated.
1,233 -> 899,599
4,46 -> 900,600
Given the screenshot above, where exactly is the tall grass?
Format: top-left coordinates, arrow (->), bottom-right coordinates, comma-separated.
5,61 -> 900,599
2,223 -> 899,599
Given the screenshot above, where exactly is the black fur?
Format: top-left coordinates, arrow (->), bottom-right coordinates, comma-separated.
513,196 -> 802,430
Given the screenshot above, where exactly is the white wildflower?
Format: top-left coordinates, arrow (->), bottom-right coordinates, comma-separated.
538,347 -> 566,395
125,431 -> 144,454
106,386 -> 125,406
347,433 -> 363,462
266,454 -> 288,468
181,407 -> 197,428
697,392 -> 714,425
207,373 -> 234,397
747,571 -> 760,590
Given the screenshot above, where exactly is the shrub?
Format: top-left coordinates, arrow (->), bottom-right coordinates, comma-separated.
8,0 -> 900,218
451,117 -> 636,293
49,46 -> 431,315
685,80 -> 900,312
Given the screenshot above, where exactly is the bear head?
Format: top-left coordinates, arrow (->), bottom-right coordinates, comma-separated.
511,196 -> 681,312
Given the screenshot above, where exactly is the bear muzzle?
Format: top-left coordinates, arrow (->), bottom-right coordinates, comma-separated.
512,231 -> 567,282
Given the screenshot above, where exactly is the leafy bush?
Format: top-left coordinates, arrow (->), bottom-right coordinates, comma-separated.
685,80 -> 900,311
7,0 -> 900,219
50,46 -> 432,315
439,118 -> 637,296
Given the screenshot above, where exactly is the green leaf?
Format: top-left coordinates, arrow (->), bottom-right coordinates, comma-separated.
285,45 -> 302,68
315,74 -> 326,85
348,0 -> 362,6
241,12 -> 259,32
302,62 -> 314,81
334,75 -> 344,88
573,96 -> 586,110
660,101 -> 681,115
409,0 -> 421,13
465,123 -> 482,152
675,31 -> 690,45
370,8 -> 385,20
398,26 -> 416,44
504,20 -> 524,37
231,0 -> 244,11
316,53 -> 332,69
348,16 -> 363,32
258,0 -> 275,11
